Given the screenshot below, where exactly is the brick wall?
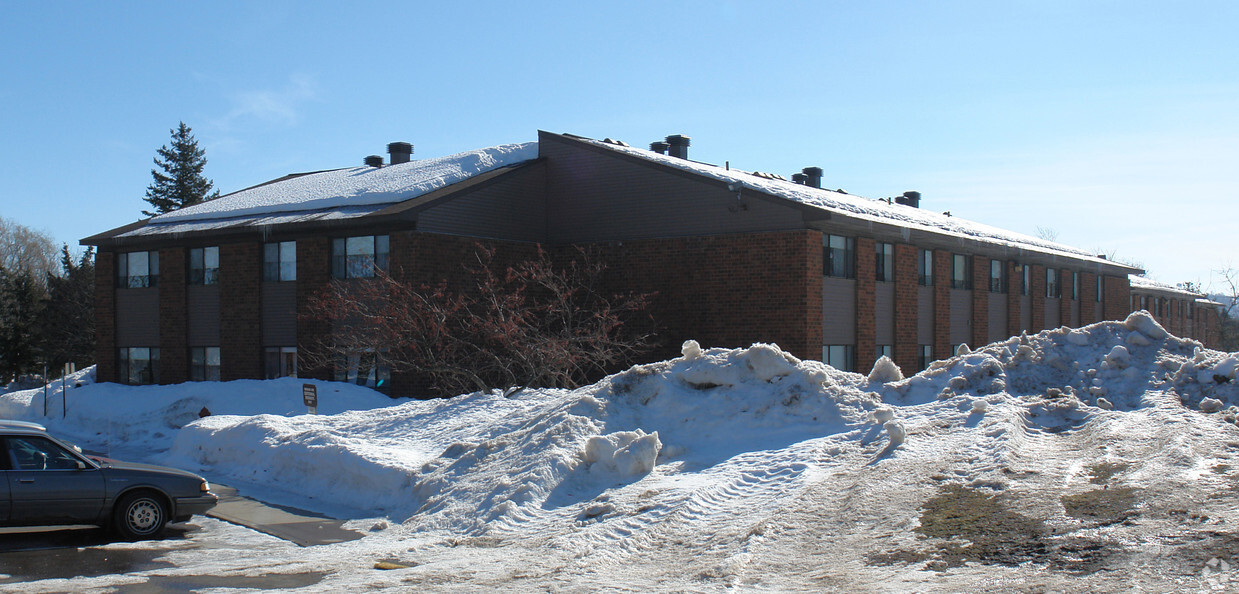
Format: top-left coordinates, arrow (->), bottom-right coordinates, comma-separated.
971,257 -> 989,347
1060,269 -> 1074,328
158,247 -> 187,384
221,242 -> 262,380
893,244 -> 918,373
1031,264 -> 1046,331
1079,272 -> 1098,325
932,250 -> 951,359
94,251 -> 116,383
855,237 -> 876,373
1103,275 -> 1132,322
1007,260 -> 1022,337
296,236 -> 331,382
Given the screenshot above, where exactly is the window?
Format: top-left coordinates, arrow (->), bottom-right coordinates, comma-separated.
823,235 -> 855,278
188,247 -> 219,285
917,249 -> 933,286
1046,269 -> 1060,298
117,347 -> 159,385
822,345 -> 854,372
875,242 -> 893,282
334,350 -> 390,388
5,437 -> 85,471
989,260 -> 1007,293
1022,265 -> 1032,296
918,345 -> 933,371
951,254 -> 971,289
876,345 -> 892,360
1096,276 -> 1104,302
1072,272 -> 1079,300
116,251 -> 159,288
263,241 -> 297,282
189,347 -> 221,381
265,347 -> 298,379
1189,302 -> 1194,319
332,235 -> 389,279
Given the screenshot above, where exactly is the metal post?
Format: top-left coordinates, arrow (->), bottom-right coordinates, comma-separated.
42,362 -> 48,416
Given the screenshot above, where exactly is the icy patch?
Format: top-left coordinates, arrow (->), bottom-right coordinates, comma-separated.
868,356 -> 904,384
584,429 -> 662,476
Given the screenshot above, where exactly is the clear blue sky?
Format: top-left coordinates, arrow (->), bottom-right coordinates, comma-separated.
2,1 -> 1236,288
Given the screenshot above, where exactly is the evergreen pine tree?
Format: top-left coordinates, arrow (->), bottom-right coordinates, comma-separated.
0,265 -> 46,382
37,245 -> 95,370
142,122 -> 219,217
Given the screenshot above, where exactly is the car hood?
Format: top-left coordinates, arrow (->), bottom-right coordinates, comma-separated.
92,457 -> 205,480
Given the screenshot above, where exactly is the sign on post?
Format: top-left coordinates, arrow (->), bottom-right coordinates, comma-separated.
302,383 -> 318,415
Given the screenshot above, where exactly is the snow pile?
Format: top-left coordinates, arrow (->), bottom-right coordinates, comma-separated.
9,313 -> 1239,591
136,142 -> 539,227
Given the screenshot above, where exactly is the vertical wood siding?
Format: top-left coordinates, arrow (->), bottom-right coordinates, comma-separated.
988,293 -> 1008,343
950,289 -> 972,346
875,282 -> 895,345
918,286 -> 933,345
261,283 -> 297,346
417,163 -> 548,241
115,288 -> 160,346
187,285 -> 221,346
823,277 -> 856,345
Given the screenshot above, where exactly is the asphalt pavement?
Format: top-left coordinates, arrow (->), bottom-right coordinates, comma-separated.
206,483 -> 364,547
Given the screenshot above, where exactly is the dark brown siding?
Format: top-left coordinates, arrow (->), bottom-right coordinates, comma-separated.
158,247 -> 187,384
875,282 -> 895,346
220,242 -> 262,381
1045,297 -> 1061,328
950,289 -> 971,347
187,285 -> 221,346
297,237 -> 331,381
988,293 -> 1008,343
823,277 -> 857,344
917,286 -> 933,345
95,251 -> 116,383
417,162 -> 548,242
541,132 -> 804,244
261,283 -> 297,346
116,288 -> 159,347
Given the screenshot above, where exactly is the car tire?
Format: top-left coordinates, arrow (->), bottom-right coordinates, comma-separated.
113,491 -> 168,540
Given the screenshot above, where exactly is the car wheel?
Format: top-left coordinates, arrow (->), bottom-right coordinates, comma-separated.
114,491 -> 168,540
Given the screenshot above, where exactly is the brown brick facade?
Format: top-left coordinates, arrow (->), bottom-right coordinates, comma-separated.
1079,272 -> 1098,325
94,251 -> 116,383
158,247 -> 188,384
220,242 -> 263,381
1060,269 -> 1074,326
296,236 -> 331,382
1103,275 -> 1131,322
854,237 -> 877,373
1007,260 -> 1022,337
971,257 -> 989,348
932,250 -> 951,360
893,244 -> 918,373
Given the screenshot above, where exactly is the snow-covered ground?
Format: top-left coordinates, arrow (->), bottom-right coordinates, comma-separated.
4,311 -> 1239,591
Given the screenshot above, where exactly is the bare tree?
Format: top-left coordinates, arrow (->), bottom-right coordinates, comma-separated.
1211,265 -> 1239,351
1035,226 -> 1059,242
302,245 -> 655,396
0,217 -> 57,280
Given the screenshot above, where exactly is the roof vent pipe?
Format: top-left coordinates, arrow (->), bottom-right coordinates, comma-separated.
895,190 -> 921,208
364,155 -> 384,168
791,173 -> 807,185
387,142 -> 413,165
665,134 -> 691,159
649,141 -> 669,155
801,167 -> 823,189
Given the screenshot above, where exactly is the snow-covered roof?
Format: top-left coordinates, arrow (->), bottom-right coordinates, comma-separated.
573,136 -> 1128,269
119,142 -> 539,237
1129,275 -> 1204,299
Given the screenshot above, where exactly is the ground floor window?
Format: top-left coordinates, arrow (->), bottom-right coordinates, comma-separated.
189,347 -> 221,381
822,345 -> 854,372
876,345 -> 892,360
118,347 -> 159,385
265,347 -> 298,379
918,345 -> 933,371
334,350 -> 390,389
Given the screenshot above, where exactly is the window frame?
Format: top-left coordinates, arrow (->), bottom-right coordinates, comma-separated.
1022,264 -> 1032,296
823,235 -> 855,279
918,344 -> 933,371
263,241 -> 297,282
117,347 -> 160,385
1046,268 -> 1061,299
264,346 -> 298,379
950,254 -> 971,290
331,235 -> 389,279
989,259 -> 1007,293
917,249 -> 933,286
333,349 -> 391,389
875,242 -> 894,283
189,346 -> 221,382
822,344 -> 855,372
188,246 -> 220,286
116,251 -> 160,289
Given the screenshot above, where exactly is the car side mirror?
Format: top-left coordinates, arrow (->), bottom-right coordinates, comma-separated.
76,460 -> 87,470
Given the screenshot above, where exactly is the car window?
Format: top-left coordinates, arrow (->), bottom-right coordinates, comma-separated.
5,436 -> 83,470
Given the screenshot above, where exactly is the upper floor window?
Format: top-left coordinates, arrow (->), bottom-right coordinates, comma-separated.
1072,272 -> 1079,300
263,241 -> 297,282
1046,268 -> 1061,298
188,247 -> 219,285
823,235 -> 855,279
1096,276 -> 1104,302
989,259 -> 1007,293
875,242 -> 894,282
917,249 -> 933,286
951,254 -> 971,290
1022,264 -> 1032,296
331,235 -> 389,279
116,251 -> 159,288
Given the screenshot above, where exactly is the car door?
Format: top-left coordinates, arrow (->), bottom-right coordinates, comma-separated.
5,436 -> 105,525
0,439 -> 10,522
